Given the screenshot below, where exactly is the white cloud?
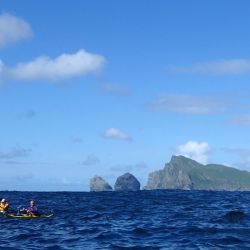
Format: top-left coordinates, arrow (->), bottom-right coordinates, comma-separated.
8,49 -> 106,80
149,94 -> 226,114
175,141 -> 210,164
170,59 -> 250,75
103,128 -> 132,141
0,13 -> 33,48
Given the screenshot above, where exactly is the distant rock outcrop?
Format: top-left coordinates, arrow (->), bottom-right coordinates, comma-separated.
144,155 -> 250,191
114,173 -> 140,191
90,176 -> 113,192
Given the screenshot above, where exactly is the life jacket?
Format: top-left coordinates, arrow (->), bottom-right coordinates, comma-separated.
0,202 -> 9,211
27,206 -> 38,215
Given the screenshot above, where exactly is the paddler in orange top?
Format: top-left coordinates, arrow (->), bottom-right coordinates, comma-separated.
0,199 -> 9,212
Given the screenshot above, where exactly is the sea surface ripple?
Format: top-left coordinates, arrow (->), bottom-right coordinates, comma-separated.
0,190 -> 250,249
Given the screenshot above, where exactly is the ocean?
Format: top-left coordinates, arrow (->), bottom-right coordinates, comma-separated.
0,190 -> 250,249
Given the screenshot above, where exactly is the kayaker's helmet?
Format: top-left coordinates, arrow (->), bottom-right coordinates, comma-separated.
1,199 -> 6,203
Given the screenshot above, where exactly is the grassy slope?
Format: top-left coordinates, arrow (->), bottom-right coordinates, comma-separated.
188,163 -> 250,190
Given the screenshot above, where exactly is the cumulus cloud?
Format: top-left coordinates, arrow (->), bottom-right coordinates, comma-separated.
0,146 -> 31,159
82,154 -> 100,166
169,59 -> 250,75
0,13 -> 33,48
8,49 -> 106,80
103,128 -> 132,141
149,94 -> 226,114
175,141 -> 210,164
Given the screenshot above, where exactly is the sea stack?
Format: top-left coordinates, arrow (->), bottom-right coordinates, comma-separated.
114,173 -> 140,191
90,176 -> 113,192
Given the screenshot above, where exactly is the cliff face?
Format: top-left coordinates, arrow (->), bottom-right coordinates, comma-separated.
145,155 -> 250,191
90,176 -> 113,192
114,173 -> 140,191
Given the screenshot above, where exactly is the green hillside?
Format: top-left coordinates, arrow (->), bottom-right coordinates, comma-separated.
145,155 -> 250,191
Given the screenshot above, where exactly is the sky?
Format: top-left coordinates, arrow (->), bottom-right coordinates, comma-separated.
1,0 -> 250,191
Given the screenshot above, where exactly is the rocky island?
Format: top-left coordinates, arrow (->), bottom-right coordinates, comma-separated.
89,155 -> 250,192
90,176 -> 113,192
144,155 -> 250,191
89,173 -> 141,191
114,173 -> 140,191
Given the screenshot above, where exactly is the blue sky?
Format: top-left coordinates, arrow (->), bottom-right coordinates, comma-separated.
1,1 -> 250,191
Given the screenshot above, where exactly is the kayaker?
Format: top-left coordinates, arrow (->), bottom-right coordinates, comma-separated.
24,200 -> 39,216
0,198 -> 9,212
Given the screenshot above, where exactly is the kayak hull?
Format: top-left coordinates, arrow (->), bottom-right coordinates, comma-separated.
5,213 -> 54,219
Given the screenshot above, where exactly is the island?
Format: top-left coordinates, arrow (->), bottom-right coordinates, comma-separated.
144,155 -> 250,191
114,173 -> 140,191
90,176 -> 113,192
89,173 -> 140,191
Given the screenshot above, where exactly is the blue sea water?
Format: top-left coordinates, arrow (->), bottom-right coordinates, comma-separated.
0,190 -> 250,249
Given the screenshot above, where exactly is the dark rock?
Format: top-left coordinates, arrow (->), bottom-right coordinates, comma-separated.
90,176 -> 113,192
225,210 -> 245,223
114,173 -> 140,191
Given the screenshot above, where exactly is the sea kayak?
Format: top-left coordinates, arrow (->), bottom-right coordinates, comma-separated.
5,213 -> 54,219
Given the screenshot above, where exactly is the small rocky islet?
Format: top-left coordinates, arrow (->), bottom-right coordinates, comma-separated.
89,176 -> 113,192
89,155 -> 250,192
90,173 -> 140,192
114,173 -> 140,191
